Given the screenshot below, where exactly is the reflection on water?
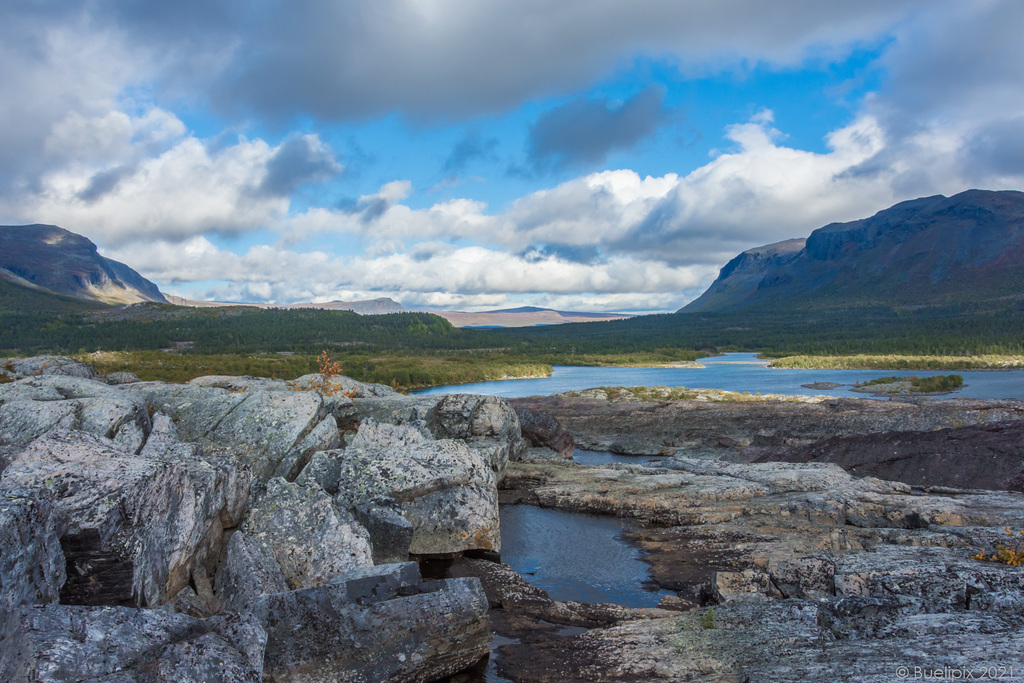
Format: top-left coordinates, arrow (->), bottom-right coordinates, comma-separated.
572,449 -> 669,466
498,504 -> 670,608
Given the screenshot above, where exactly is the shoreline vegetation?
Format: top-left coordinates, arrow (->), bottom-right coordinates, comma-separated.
765,353 -> 1024,371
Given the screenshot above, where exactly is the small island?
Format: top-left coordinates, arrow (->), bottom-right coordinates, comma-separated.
851,374 -> 965,395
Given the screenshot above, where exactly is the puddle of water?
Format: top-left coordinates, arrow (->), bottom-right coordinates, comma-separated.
572,448 -> 669,467
498,504 -> 671,608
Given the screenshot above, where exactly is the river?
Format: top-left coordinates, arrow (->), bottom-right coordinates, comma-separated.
416,352 -> 1024,400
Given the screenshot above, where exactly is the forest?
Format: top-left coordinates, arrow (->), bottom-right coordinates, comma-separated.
3,295 -> 1024,390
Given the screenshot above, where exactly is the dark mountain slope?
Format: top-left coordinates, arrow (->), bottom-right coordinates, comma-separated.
0,224 -> 166,306
681,189 -> 1024,313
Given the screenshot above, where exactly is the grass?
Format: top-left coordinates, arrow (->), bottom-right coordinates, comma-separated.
76,350 -> 552,391
768,354 -> 1024,370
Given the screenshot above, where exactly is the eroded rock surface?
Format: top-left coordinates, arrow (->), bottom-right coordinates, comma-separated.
242,478 -> 373,589
754,418 -> 1024,491
252,562 -> 491,683
511,393 -> 1024,459
0,357 -> 516,682
335,421 -> 501,555
1,605 -> 266,682
498,456 -> 1024,681
1,429 -> 250,607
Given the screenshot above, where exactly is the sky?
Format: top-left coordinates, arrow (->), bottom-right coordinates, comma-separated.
2,1 -> 1023,313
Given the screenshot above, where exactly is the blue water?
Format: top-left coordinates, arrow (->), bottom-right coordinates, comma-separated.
499,504 -> 670,608
573,449 -> 669,467
415,353 -> 1024,400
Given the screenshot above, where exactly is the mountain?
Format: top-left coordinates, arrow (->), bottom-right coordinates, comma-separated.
681,189 -> 1024,313
433,307 -> 632,328
283,298 -> 407,314
0,224 -> 166,305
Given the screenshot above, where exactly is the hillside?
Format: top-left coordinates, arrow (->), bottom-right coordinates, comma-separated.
681,189 -> 1024,313
0,224 -> 166,306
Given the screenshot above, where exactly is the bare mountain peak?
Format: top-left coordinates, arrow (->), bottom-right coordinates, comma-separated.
0,224 -> 166,305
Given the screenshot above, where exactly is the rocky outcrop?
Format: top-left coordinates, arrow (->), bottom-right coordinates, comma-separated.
242,478 -> 373,589
0,488 -> 65,612
1,605 -> 265,681
1,429 -> 250,607
214,531 -> 289,613
498,455 -> 1024,680
252,562 -> 491,682
511,392 -> 1024,464
2,355 -> 97,379
753,418 -> 1024,491
334,421 -> 501,555
0,356 -> 535,681
0,374 -> 150,453
354,392 -> 528,471
136,383 -> 331,481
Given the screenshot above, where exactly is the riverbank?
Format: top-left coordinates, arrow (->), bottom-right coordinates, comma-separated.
768,353 -> 1024,370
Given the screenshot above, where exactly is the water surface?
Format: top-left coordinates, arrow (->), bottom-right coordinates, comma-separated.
417,353 -> 1024,400
573,449 -> 669,467
498,504 -> 669,608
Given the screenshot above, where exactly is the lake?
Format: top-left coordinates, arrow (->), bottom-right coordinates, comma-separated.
416,353 -> 1024,400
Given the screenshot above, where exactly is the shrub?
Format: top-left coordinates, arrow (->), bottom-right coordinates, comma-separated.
312,350 -> 343,396
972,528 -> 1024,566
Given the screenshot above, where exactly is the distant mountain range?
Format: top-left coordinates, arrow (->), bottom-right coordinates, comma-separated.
0,224 -> 166,305
177,297 -> 631,327
0,225 -> 630,326
681,189 -> 1024,313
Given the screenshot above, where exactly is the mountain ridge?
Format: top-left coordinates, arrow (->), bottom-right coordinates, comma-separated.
681,189 -> 1024,313
0,224 -> 167,305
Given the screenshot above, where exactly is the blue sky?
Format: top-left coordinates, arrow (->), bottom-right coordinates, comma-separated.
2,1 -> 1023,312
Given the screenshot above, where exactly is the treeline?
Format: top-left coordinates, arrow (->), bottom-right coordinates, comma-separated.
4,300 -> 1024,381
499,305 -> 1024,357
0,306 -> 495,355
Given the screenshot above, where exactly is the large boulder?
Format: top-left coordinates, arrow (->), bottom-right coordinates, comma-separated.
512,403 -> 575,458
0,430 -> 251,607
0,604 -> 265,682
251,562 -> 490,683
241,478 -> 372,589
334,421 -> 501,555
289,373 -> 397,398
352,393 -> 527,474
430,394 -> 528,471
136,384 -> 333,482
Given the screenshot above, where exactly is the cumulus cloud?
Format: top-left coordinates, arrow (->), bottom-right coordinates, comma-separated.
527,87 -> 668,171
1,128 -> 339,246
106,236 -> 715,312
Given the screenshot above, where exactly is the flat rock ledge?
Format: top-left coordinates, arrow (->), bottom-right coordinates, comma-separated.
0,356 -> 526,682
497,456 -> 1024,681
